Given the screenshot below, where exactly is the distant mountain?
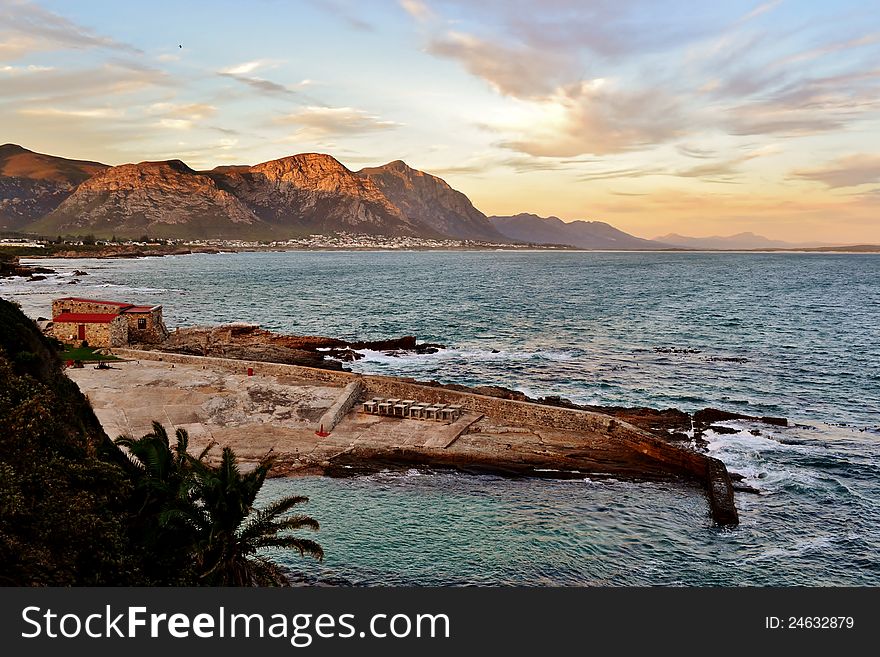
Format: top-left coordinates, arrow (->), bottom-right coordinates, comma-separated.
654,232 -> 825,250
358,160 -> 505,241
0,144 -> 107,230
9,144 -> 516,240
207,153 -> 421,237
31,160 -> 269,239
489,213 -> 670,250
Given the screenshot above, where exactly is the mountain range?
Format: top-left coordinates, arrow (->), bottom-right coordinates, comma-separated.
0,144 -> 837,250
488,214 -> 673,250
654,232 -> 827,250
2,144 -> 509,242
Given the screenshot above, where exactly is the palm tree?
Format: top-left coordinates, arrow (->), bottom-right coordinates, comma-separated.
190,447 -> 323,586
116,421 -> 211,510
116,424 -> 322,586
115,422 -> 213,583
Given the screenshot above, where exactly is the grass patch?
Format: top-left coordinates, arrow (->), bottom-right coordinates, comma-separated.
59,345 -> 120,362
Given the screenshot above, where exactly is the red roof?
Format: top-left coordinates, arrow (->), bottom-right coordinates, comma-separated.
53,312 -> 121,324
121,305 -> 157,314
55,297 -> 130,307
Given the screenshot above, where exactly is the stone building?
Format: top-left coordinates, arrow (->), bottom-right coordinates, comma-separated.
51,296 -> 169,347
52,312 -> 129,347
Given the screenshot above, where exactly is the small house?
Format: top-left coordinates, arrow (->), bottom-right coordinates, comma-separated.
51,296 -> 169,347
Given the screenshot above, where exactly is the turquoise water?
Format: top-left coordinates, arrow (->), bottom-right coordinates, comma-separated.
6,251 -> 880,585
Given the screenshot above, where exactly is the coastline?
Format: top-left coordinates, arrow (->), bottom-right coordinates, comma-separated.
5,241 -> 880,263
74,347 -> 741,525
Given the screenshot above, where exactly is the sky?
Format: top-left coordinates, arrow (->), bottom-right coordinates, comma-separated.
1,0 -> 879,242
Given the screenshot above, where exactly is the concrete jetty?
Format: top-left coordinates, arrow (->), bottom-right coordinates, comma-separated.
71,348 -> 739,526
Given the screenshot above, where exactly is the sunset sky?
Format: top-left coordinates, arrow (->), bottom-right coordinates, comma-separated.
1,0 -> 879,242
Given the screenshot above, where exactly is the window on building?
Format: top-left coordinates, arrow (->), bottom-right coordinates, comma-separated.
137,318 -> 147,330
62,308 -> 70,314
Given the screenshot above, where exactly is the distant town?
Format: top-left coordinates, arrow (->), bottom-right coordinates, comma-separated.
0,233 -> 573,253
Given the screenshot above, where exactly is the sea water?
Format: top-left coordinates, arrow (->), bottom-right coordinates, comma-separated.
5,251 -> 879,585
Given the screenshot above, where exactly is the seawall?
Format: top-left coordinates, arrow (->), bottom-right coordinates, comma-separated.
111,348 -> 739,525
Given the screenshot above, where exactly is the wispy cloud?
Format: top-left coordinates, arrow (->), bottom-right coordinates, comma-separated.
0,62 -> 170,104
739,0 -> 783,24
427,31 -> 573,98
147,102 -> 216,121
399,0 -> 434,22
218,60 -> 301,97
501,80 -> 688,157
309,0 -> 374,31
0,0 -> 141,59
275,106 -> 402,138
793,154 -> 880,188
19,106 -> 125,119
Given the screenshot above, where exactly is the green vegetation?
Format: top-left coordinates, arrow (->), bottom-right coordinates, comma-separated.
59,344 -> 120,362
0,298 -> 322,585
117,423 -> 322,586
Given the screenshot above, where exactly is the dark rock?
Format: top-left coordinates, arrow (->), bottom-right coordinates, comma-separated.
68,279 -> 79,284
708,425 -> 739,435
694,407 -> 788,428
27,275 -> 46,281
654,346 -> 701,354
349,335 -> 417,350
707,356 -> 748,363
72,270 -> 89,276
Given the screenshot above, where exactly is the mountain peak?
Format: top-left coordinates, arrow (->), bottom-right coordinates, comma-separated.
358,161 -> 505,241
263,152 -> 350,171
0,143 -> 29,155
132,159 -> 195,174
0,145 -> 109,230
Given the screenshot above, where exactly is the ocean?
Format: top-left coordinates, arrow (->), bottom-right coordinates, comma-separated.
5,250 -> 880,585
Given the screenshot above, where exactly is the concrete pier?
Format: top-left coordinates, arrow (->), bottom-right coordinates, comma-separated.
81,348 -> 740,525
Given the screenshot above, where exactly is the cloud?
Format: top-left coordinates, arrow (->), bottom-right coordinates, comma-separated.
501,80 -> 688,157
0,63 -> 54,73
739,0 -> 783,24
275,106 -> 402,138
677,144 -> 718,159
726,70 -> 880,136
427,31 -> 573,98
0,0 -> 141,59
793,154 -> 880,188
221,60 -> 266,76
431,0 -> 722,59
399,0 -> 434,22
309,0 -> 374,31
0,62 -> 170,103
775,31 -> 880,68
19,106 -> 125,119
218,60 -> 302,97
147,102 -> 216,121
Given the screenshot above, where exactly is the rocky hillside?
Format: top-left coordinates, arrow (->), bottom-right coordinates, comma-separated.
0,144 -> 107,231
358,160 -> 505,241
208,153 -> 420,236
30,159 -> 272,239
0,297 -> 141,584
490,213 -> 670,250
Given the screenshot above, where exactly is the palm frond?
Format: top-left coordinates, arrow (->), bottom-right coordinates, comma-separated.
258,536 -> 324,560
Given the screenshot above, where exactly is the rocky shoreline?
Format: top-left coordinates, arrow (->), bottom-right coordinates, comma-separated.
0,254 -> 57,280
142,324 -> 445,371
128,323 -> 786,496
